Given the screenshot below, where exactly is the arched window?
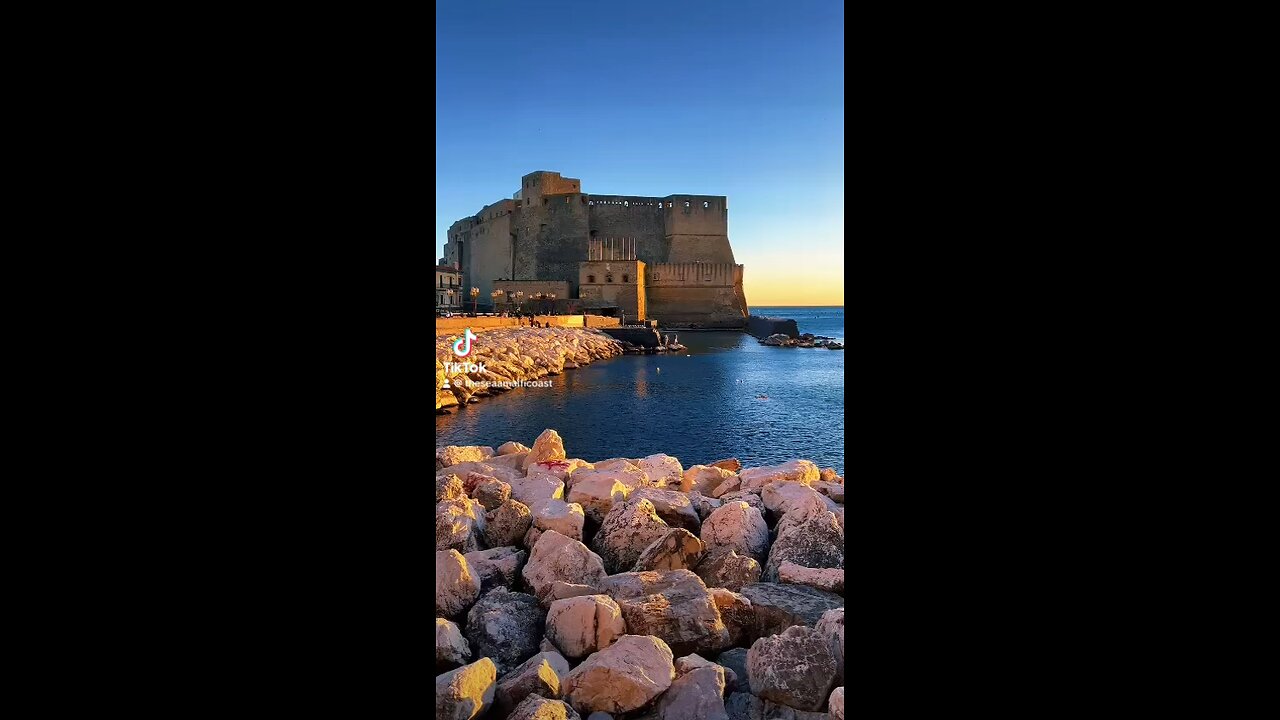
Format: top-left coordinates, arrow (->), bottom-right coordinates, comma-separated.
587,275 -> 595,283
606,274 -> 613,283
622,274 -> 629,283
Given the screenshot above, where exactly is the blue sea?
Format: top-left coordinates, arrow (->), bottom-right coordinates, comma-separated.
435,306 -> 845,475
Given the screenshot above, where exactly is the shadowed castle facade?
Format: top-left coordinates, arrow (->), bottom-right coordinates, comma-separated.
442,170 -> 749,327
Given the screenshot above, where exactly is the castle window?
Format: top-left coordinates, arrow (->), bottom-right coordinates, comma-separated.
622,274 -> 629,283
606,274 -> 613,283
588,275 -> 595,283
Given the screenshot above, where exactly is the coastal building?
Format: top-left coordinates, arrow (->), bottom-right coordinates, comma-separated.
443,170 -> 748,326
435,264 -> 463,310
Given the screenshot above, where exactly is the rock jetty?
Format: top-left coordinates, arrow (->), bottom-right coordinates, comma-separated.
436,429 -> 846,719
760,333 -> 844,349
437,327 -> 625,412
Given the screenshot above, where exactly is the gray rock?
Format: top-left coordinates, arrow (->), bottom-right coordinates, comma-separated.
739,583 -> 844,641
495,651 -> 573,717
710,587 -> 755,648
696,547 -> 763,592
522,530 -> 609,605
435,549 -> 481,620
614,573 -> 731,657
436,657 -> 497,720
764,509 -> 844,582
465,587 -> 544,675
562,635 -> 675,715
474,477 -> 512,510
747,626 -> 837,711
718,647 -> 752,694
658,665 -> 728,720
633,528 -> 705,572
463,545 -> 526,590
483,498 -> 533,548
829,687 -> 844,720
701,502 -> 769,562
592,498 -> 671,574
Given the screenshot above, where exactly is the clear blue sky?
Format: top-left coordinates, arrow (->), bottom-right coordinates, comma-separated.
436,0 -> 844,305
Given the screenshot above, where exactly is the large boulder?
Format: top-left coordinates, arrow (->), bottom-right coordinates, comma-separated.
439,461 -> 523,484
815,609 -> 845,685
747,626 -> 838,711
633,528 -> 705,572
701,502 -> 769,562
522,530 -> 609,604
499,440 -> 531,455
778,562 -> 844,594
546,594 -> 627,659
523,429 -> 567,470
463,546 -> 526,590
435,549 -> 481,620
531,499 -> 586,542
695,548 -> 763,592
572,465 -> 650,493
637,454 -> 684,489
465,587 -> 544,675
510,473 -> 566,508
438,445 -> 495,468
688,491 -> 723,520
681,464 -> 737,495
562,635 -> 676,715
829,687 -> 844,720
760,482 -> 836,517
474,476 -> 512,510
483,498 -> 533,548
508,693 -> 582,720
544,581 -> 600,606
495,652 -> 573,717
436,657 -> 497,720
435,617 -> 470,671
739,583 -> 844,641
764,509 -> 844,582
709,457 -> 742,472
591,498 -> 671,574
630,488 -> 701,532
436,498 -> 482,553
658,665 -> 728,720
737,460 -> 819,491
603,571 -> 731,657
709,587 -> 755,648
716,490 -> 764,512
566,474 -> 630,524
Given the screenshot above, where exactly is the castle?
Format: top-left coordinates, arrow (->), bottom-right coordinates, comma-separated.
441,171 -> 749,327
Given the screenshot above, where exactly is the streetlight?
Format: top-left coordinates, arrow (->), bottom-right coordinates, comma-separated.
470,287 -> 479,314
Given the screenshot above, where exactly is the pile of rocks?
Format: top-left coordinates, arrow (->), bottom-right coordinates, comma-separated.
760,333 -> 844,350
437,328 -> 625,412
436,429 -> 846,719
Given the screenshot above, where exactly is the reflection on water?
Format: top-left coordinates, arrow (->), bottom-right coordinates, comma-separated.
436,307 -> 845,475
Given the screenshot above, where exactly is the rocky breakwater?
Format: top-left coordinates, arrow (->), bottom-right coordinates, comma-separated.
436,327 -> 624,413
436,429 -> 847,719
760,333 -> 844,350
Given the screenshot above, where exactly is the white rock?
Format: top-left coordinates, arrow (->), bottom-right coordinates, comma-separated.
510,473 -> 566,508
438,445 -> 496,467
629,488 -> 701,532
737,460 -> 820,490
637,454 -> 684,489
532,499 -> 586,542
435,549 -> 481,619
778,561 -> 845,594
499,441 -> 531,455
523,429 -> 567,470
546,594 -> 627,659
700,501 -> 769,562
522,530 -> 609,604
562,635 -> 675,715
681,464 -> 737,495
567,474 -> 630,524
633,528 -> 704,572
761,481 -> 837,516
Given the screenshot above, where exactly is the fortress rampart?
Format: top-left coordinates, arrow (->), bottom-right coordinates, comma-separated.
443,171 -> 748,326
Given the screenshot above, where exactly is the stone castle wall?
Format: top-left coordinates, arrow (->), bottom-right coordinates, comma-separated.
445,171 -> 748,327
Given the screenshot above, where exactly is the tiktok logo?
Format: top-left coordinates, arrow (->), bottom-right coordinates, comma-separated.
452,328 -> 477,358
